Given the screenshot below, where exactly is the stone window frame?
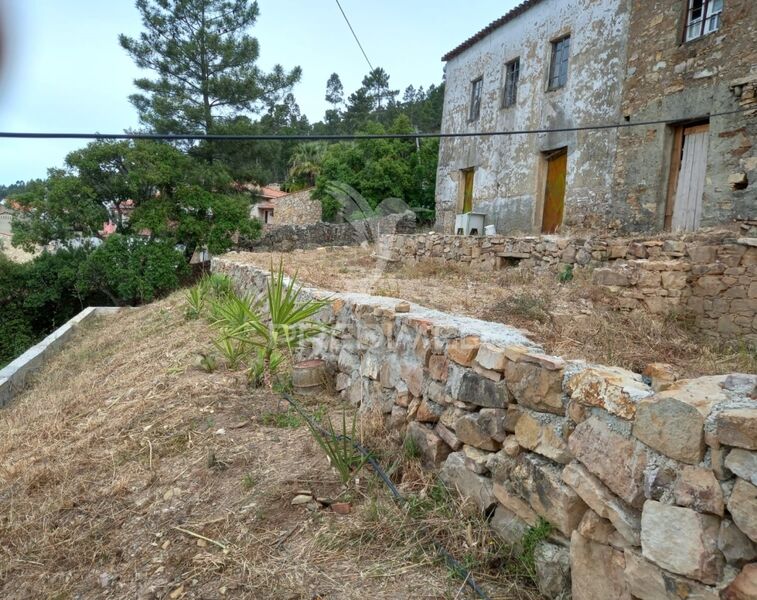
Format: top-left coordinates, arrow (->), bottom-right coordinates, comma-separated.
683,0 -> 723,43
501,58 -> 520,109
547,35 -> 571,91
469,77 -> 483,122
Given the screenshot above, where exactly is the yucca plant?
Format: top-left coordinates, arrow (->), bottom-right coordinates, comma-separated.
290,399 -> 368,486
229,262 -> 330,387
185,278 -> 211,320
212,336 -> 247,370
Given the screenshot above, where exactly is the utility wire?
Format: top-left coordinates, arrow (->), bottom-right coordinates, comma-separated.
0,107 -> 751,142
334,0 -> 374,72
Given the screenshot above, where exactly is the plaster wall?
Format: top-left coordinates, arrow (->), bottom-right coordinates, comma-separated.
436,0 -> 631,234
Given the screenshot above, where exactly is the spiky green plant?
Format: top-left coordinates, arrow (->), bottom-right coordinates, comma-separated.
229,262 -> 330,387
290,400 -> 368,485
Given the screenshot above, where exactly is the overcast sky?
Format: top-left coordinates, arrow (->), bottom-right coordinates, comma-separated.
0,0 -> 516,184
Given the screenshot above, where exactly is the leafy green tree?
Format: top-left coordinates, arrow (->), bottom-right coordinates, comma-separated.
119,0 -> 301,135
75,235 -> 189,305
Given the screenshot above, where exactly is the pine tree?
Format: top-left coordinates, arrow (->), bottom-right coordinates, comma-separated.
325,73 -> 344,107
119,0 -> 301,135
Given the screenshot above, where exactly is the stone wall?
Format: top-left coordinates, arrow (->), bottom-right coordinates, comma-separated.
272,189 -> 321,226
379,231 -> 757,345
213,256 -> 757,600
241,211 -> 416,253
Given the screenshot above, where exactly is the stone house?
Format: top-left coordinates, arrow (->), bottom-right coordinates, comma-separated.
269,189 -> 322,226
0,204 -> 14,240
435,0 -> 756,235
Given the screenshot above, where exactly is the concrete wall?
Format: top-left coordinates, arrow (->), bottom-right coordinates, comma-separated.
213,256 -> 757,600
436,0 -> 630,234
379,231 -> 757,346
612,0 -> 757,231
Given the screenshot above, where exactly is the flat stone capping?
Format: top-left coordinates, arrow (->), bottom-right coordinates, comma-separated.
0,306 -> 121,407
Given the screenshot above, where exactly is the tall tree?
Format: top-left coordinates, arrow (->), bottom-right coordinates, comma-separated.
361,67 -> 398,110
119,0 -> 302,135
325,73 -> 344,107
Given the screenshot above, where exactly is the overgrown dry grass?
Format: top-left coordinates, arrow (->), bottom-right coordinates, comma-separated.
0,292 -> 536,599
226,247 -> 755,378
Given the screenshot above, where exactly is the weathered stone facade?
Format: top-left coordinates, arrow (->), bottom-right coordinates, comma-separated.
213,256 -> 757,600
436,0 -> 756,235
379,231 -> 757,345
436,0 -> 631,234
271,189 -> 321,226
613,0 -> 757,231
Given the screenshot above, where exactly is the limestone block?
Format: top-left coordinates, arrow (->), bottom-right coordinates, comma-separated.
434,422 -> 462,451
514,410 -> 573,464
507,453 -> 587,536
462,445 -> 492,474
640,500 -> 724,584
504,360 -> 564,415
493,482 -> 539,526
593,268 -> 631,287
722,563 -> 757,600
490,505 -> 530,554
577,509 -> 615,545
415,398 -> 444,423
719,519 -> 757,566
623,549 -> 720,600
728,479 -> 757,543
726,449 -> 757,485
716,408 -> 757,450
673,466 -> 725,516
454,412 -> 501,451
569,416 -> 649,509
562,461 -> 641,546
456,371 -> 509,408
405,421 -> 451,468
474,343 -> 508,372
570,531 -> 631,600
534,542 -> 571,600
642,362 -> 679,392
633,376 -> 731,464
428,354 -> 448,382
447,336 -> 480,366
438,452 -> 496,513
662,270 -> 688,290
399,362 -> 424,397
472,362 -> 504,382
566,365 -> 652,420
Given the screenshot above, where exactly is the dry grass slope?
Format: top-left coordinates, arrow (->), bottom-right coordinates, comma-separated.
0,292 -> 536,600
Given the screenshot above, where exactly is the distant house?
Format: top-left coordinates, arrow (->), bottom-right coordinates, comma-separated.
250,187 -> 321,226
0,204 -> 15,240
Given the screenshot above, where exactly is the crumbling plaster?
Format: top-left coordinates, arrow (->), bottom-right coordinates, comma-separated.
436,0 -> 631,234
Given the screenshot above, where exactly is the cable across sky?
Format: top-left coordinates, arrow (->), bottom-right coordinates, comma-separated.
0,108 -> 751,143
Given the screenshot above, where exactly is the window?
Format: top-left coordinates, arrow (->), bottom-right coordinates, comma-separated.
548,36 -> 571,90
469,77 -> 483,121
684,0 -> 723,41
502,59 -> 520,108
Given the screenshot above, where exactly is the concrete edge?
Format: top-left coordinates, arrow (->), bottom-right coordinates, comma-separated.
0,306 -> 122,408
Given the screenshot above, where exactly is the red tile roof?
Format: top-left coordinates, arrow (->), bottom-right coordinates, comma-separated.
442,0 -> 546,62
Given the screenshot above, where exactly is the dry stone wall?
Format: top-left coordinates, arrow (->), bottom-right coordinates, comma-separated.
213,256 -> 757,600
379,231 -> 757,346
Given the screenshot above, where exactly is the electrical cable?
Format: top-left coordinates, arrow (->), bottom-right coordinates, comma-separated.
0,107 -> 751,142
282,392 -> 492,600
334,0 -> 374,72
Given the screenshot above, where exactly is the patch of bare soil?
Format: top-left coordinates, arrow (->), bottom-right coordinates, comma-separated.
0,293 -> 534,600
229,247 -> 755,378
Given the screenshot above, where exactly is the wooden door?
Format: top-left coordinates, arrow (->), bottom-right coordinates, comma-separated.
462,169 -> 474,213
667,123 -> 709,232
542,150 -> 567,234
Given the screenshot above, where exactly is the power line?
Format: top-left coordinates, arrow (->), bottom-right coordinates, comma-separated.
334,0 -> 374,72
0,107 -> 751,142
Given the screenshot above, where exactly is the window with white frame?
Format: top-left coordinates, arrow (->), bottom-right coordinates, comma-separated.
684,0 -> 723,42
502,59 -> 520,108
469,77 -> 483,121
